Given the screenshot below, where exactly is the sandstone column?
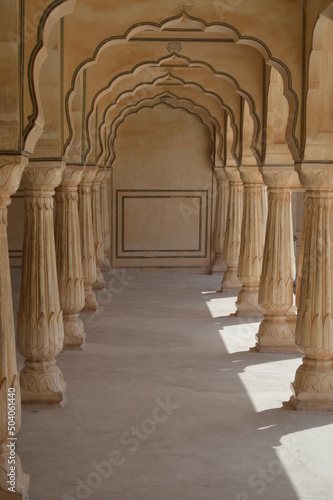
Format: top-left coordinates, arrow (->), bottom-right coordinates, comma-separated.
236,166 -> 265,317
0,158 -> 30,498
256,166 -> 299,352
17,161 -> 66,405
92,167 -> 105,290
220,166 -> 243,292
291,164 -> 333,410
78,166 -> 98,313
212,168 -> 229,273
101,168 -> 112,271
55,165 -> 86,350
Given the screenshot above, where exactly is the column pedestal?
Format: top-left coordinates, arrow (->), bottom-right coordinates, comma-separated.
291,164 -> 333,409
55,165 -> 86,350
17,161 -> 66,405
92,168 -> 105,290
101,168 -> 112,272
212,168 -> 228,273
256,166 -> 299,352
0,157 -> 30,498
78,167 -> 98,313
220,167 -> 243,291
236,166 -> 265,317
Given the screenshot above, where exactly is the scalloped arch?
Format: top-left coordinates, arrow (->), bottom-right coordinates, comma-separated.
62,11 -> 300,160
80,52 -> 260,164
101,93 -> 223,167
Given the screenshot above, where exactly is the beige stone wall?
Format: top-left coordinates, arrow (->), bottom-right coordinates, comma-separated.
112,105 -> 214,272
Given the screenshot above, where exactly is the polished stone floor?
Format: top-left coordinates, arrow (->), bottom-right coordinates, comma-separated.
11,269 -> 333,500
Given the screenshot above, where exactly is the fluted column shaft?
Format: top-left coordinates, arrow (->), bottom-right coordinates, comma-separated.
78,167 -> 98,313
55,166 -> 85,350
256,166 -> 300,352
291,164 -> 333,410
220,167 -> 243,292
92,168 -> 105,290
0,158 -> 29,498
17,162 -> 66,405
236,166 -> 265,317
212,168 -> 229,273
101,168 -> 112,271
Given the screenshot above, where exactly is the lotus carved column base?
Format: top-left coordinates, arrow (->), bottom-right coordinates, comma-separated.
93,269 -> 105,290
212,254 -> 226,273
290,358 -> 333,410
219,268 -> 242,292
20,360 -> 66,406
82,285 -> 98,313
63,314 -> 86,350
101,257 -> 111,272
0,446 -> 29,499
256,314 -> 297,352
236,286 -> 263,318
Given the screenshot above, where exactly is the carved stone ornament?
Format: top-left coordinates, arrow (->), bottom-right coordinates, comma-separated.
0,155 -> 30,497
291,163 -> 333,409
17,161 -> 67,405
236,166 -> 265,318
78,166 -> 98,313
220,167 -> 243,292
101,168 -> 112,271
256,166 -> 298,352
212,168 -> 228,274
92,168 -> 106,290
55,165 -> 86,350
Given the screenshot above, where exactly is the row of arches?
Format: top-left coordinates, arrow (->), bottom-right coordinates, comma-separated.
1,2 -> 333,498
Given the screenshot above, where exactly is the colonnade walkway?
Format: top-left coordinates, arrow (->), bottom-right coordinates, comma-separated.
11,269 -> 333,500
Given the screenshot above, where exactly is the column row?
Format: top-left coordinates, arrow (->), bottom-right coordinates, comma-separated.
217,163 -> 333,410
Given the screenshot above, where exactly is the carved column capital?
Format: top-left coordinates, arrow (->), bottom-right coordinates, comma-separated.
213,167 -> 228,184
81,166 -> 98,185
260,165 -> 300,190
239,166 -> 264,186
295,163 -> 333,190
60,164 -> 84,188
102,168 -> 112,183
21,161 -> 64,194
0,156 -> 28,205
225,166 -> 242,184
93,167 -> 106,185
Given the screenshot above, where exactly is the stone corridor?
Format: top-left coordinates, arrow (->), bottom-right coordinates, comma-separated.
11,270 -> 333,500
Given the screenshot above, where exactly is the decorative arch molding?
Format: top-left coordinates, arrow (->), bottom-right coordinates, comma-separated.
80,74 -> 239,164
100,93 -> 223,167
80,53 -> 260,164
61,12 -> 300,161
107,102 -> 214,172
23,0 -> 77,154
304,14 -> 333,161
88,73 -> 238,164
